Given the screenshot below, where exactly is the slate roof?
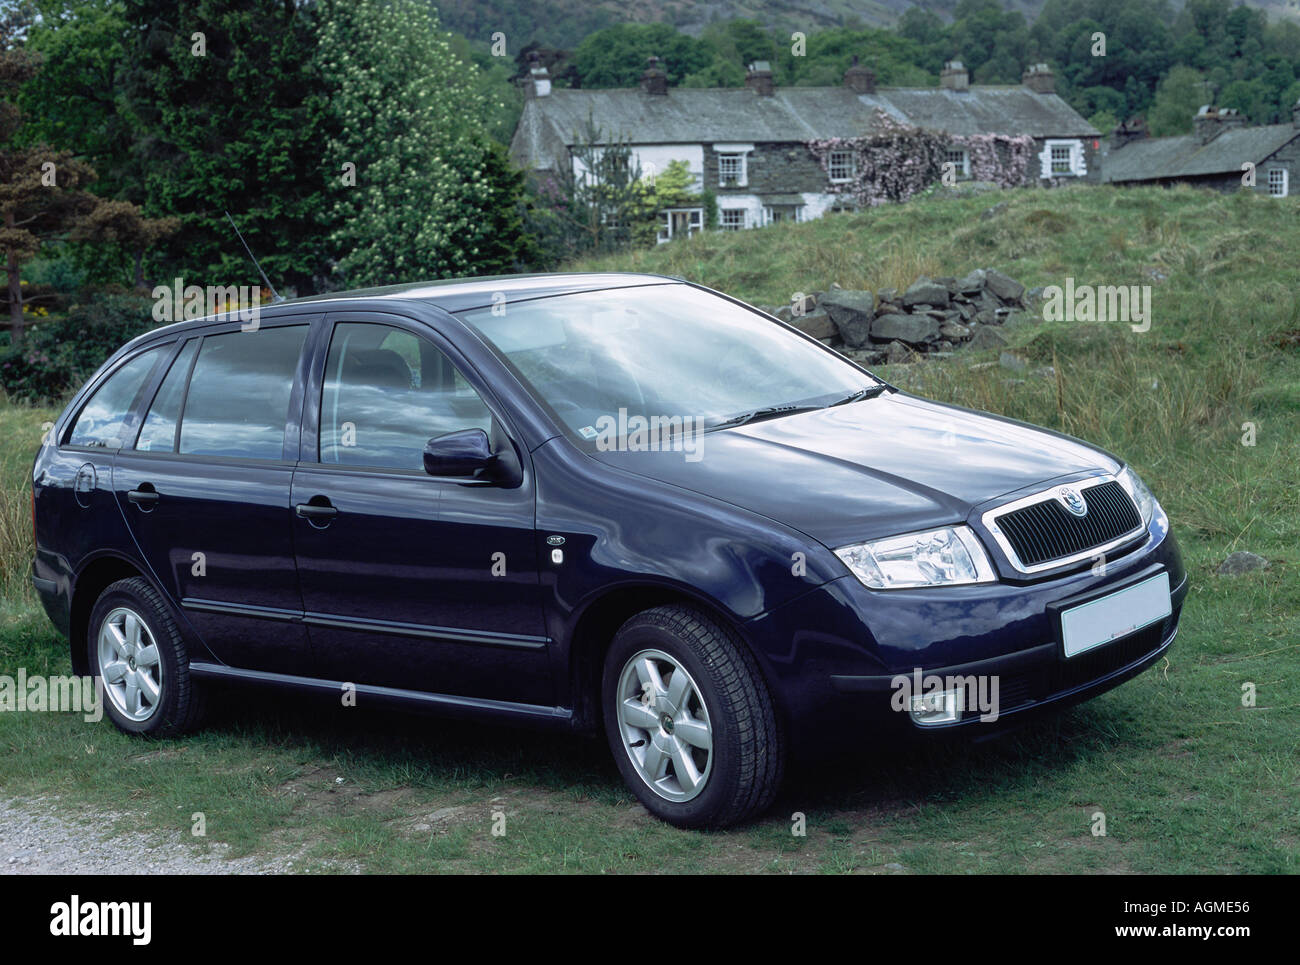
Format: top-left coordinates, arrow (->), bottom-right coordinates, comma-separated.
511,84 -> 1100,171
1102,124 -> 1300,182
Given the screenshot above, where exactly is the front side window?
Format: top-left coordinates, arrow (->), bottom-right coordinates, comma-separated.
319,322 -> 492,471
457,284 -> 873,442
720,208 -> 745,230
178,325 -> 308,459
67,347 -> 166,449
1267,167 -> 1288,197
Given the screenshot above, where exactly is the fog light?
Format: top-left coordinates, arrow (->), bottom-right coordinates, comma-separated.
909,689 -> 963,726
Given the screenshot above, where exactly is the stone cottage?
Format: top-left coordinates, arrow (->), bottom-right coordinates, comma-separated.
510,58 -> 1100,241
1101,104 -> 1300,196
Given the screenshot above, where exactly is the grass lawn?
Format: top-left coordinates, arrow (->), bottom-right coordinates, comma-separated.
0,184 -> 1295,873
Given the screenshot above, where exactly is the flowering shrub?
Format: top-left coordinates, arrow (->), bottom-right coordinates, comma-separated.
807,111 -> 1036,206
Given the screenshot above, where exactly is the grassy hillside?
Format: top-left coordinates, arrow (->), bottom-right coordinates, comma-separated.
0,184 -> 1294,872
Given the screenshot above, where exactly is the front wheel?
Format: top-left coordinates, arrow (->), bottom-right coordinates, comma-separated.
602,605 -> 784,828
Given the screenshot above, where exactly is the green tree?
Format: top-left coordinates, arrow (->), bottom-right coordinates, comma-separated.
1148,65 -> 1211,135
318,0 -> 529,286
559,121 -> 642,254
20,1 -> 134,200
0,14 -> 100,346
571,23 -> 714,88
115,0 -> 327,293
630,159 -> 703,246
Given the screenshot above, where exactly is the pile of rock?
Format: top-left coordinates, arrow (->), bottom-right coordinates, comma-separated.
762,268 -> 1033,365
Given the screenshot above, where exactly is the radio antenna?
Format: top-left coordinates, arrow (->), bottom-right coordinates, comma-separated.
225,211 -> 284,303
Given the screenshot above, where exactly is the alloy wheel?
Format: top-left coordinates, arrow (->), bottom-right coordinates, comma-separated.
97,606 -> 164,722
615,649 -> 714,802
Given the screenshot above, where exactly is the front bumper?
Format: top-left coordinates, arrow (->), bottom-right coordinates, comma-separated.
828,564 -> 1185,735
745,515 -> 1187,754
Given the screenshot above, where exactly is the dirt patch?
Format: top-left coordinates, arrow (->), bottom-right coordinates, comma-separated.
277,764 -> 417,819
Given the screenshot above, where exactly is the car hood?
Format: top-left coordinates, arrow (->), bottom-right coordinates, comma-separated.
590,392 -> 1119,547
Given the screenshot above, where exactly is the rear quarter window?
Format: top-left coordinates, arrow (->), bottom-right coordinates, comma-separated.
66,347 -> 166,449
134,339 -> 199,452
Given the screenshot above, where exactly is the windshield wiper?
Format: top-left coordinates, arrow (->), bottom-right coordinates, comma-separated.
826,384 -> 891,407
704,403 -> 823,433
705,385 -> 892,433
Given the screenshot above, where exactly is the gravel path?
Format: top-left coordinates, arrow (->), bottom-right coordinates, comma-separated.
0,797 -> 296,874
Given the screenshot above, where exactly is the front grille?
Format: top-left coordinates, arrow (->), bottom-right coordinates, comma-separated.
1046,618 -> 1168,694
995,480 -> 1142,568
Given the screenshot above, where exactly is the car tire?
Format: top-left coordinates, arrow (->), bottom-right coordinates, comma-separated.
602,604 -> 784,828
88,577 -> 205,737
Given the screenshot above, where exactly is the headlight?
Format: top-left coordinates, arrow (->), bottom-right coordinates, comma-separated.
835,526 -> 997,589
1117,464 -> 1157,526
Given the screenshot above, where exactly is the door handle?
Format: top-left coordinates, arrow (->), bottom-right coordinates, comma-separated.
127,488 -> 160,507
295,502 -> 338,521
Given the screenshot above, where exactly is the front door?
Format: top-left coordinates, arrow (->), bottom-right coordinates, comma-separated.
290,315 -> 552,708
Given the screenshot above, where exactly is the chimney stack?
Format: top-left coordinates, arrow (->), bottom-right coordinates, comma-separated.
843,55 -> 875,95
1193,105 -> 1245,144
1022,63 -> 1055,94
1110,116 -> 1148,149
745,61 -> 775,97
940,60 -> 969,91
640,56 -> 667,95
523,51 -> 551,98
1292,98 -> 1300,129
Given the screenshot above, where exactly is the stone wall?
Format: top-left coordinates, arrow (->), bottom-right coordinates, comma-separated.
759,268 -> 1034,365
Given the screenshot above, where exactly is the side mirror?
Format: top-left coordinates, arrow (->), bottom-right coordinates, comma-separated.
423,428 -> 497,478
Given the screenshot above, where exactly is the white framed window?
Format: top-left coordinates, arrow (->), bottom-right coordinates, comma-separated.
657,208 -> 704,243
720,208 -> 746,230
828,151 -> 855,183
1267,167 -> 1288,197
945,148 -> 970,179
1039,139 -> 1086,179
718,153 -> 745,186
712,143 -> 753,187
1050,144 -> 1071,174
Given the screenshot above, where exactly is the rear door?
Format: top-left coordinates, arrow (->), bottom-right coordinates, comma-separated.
41,344 -> 173,607
289,313 -> 552,707
111,319 -> 316,675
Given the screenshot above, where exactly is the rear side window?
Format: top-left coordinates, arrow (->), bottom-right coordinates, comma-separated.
67,347 -> 166,448
178,325 -> 308,459
134,339 -> 199,452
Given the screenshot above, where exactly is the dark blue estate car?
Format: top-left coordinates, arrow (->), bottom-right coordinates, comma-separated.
32,273 -> 1186,827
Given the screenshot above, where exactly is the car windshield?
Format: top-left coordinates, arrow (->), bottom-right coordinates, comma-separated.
456,284 -> 876,441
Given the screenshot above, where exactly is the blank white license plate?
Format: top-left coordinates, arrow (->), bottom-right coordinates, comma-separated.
1061,572 -> 1172,658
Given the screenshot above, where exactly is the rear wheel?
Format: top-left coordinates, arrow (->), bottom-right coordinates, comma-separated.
602,604 -> 784,828
88,577 -> 204,736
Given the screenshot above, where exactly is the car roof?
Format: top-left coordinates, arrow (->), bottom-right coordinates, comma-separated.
136,272 -> 685,344
290,271 -> 682,312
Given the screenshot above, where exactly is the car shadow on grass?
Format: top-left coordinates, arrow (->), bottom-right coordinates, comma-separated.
198,681 -> 1136,828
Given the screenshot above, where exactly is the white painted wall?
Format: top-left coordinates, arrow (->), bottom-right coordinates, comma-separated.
799,192 -> 839,220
